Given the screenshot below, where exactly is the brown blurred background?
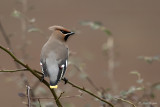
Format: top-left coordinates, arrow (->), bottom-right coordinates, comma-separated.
0,0 -> 160,107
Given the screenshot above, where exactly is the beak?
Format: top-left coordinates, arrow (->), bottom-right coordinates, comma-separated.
70,32 -> 75,35
64,31 -> 75,41
66,32 -> 75,36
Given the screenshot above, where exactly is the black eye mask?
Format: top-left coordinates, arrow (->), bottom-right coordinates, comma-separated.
60,30 -> 70,34
60,30 -> 75,41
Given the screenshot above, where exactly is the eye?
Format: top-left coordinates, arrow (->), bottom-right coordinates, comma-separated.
60,30 -> 70,34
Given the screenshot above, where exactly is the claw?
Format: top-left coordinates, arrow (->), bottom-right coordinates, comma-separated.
63,77 -> 68,84
40,74 -> 44,82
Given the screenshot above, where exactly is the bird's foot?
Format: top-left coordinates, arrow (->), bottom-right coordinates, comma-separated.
40,74 -> 44,82
63,77 -> 68,84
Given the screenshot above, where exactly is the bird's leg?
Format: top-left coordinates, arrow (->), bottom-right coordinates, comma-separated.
63,77 -> 68,84
40,74 -> 45,82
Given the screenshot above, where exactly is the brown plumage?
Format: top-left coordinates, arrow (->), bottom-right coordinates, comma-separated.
40,25 -> 75,88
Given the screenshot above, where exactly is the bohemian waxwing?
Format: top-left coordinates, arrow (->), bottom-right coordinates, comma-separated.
40,25 -> 75,89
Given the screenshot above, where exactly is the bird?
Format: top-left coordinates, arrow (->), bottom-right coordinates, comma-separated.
40,25 -> 75,89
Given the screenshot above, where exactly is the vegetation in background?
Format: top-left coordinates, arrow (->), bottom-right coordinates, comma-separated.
0,0 -> 160,107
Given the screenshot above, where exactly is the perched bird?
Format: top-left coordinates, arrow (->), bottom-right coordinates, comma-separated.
40,25 -> 75,89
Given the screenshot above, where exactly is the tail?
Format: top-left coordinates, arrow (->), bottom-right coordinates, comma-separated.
50,85 -> 58,89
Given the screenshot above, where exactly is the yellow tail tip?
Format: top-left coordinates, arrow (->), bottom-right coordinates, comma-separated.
50,85 -> 58,89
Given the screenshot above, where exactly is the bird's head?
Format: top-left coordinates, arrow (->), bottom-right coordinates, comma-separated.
49,25 -> 75,41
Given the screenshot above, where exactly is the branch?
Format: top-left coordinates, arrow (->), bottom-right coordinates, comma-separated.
37,98 -> 41,107
0,20 -> 21,69
106,37 -> 118,93
25,93 -> 83,100
26,85 -> 31,107
72,64 -> 99,91
0,45 -> 63,107
0,45 -> 115,107
0,68 -> 43,75
61,93 -> 83,99
0,68 -> 27,72
0,20 -> 11,49
56,92 -> 65,101
115,97 -> 136,107
62,79 -> 114,107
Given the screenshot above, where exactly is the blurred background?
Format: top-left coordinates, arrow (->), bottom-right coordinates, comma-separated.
0,0 -> 160,107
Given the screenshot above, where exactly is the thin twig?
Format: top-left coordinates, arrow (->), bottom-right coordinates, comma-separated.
86,77 -> 99,91
0,20 -> 21,69
0,18 -> 29,86
37,99 -> 41,107
62,79 -> 114,107
106,37 -> 118,94
81,22 -> 118,93
31,97 -> 54,99
61,93 -> 83,99
26,85 -> 31,107
56,92 -> 65,101
28,93 -> 83,100
0,68 -> 42,75
0,45 -> 63,107
20,0 -> 28,59
72,64 -> 99,91
115,97 -> 136,107
0,20 -> 11,50
33,70 -> 43,75
101,88 -> 107,107
0,68 -> 27,72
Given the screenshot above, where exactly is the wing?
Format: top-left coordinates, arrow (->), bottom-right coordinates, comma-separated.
54,45 -> 68,81
40,58 -> 49,77
56,58 -> 68,81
